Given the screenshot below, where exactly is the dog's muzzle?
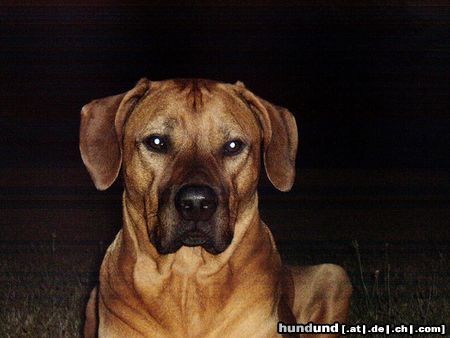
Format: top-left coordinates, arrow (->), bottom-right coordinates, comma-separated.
174,185 -> 218,247
151,182 -> 232,255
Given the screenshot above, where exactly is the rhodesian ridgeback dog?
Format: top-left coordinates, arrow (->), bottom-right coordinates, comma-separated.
80,78 -> 352,337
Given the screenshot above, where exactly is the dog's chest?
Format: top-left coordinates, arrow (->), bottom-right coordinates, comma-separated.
158,270 -> 232,336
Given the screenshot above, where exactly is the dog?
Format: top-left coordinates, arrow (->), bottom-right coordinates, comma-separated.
80,78 -> 352,337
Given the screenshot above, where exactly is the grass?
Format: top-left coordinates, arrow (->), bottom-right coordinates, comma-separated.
0,242 -> 98,338
348,240 -> 448,326
0,240 -> 448,337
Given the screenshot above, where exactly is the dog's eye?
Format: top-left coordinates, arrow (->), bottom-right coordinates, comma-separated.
143,135 -> 169,153
223,140 -> 244,156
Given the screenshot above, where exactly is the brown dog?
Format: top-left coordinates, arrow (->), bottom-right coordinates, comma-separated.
80,78 -> 351,337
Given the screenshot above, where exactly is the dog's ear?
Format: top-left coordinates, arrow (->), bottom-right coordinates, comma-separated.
234,81 -> 298,191
79,78 -> 150,190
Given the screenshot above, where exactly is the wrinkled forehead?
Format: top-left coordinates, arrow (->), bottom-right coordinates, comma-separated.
126,79 -> 260,139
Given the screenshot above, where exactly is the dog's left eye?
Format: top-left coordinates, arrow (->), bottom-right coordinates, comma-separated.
143,135 -> 169,153
223,140 -> 244,156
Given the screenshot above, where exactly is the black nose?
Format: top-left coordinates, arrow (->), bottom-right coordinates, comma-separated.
175,185 -> 218,221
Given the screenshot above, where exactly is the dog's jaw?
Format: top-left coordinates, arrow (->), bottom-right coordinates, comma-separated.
149,220 -> 233,255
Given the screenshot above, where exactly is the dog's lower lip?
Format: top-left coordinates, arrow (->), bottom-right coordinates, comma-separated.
181,231 -> 208,247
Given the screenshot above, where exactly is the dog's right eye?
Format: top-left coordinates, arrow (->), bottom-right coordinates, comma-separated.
143,135 -> 169,153
223,139 -> 244,156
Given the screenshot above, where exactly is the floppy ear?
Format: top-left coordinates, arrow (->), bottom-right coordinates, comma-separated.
235,81 -> 298,191
79,78 -> 150,190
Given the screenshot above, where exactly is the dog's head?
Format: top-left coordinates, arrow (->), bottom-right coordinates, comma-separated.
80,78 -> 297,255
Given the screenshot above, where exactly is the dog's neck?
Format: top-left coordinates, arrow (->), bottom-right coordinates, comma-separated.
99,190 -> 283,336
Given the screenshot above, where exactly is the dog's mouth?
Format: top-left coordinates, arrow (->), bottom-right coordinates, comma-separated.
150,223 -> 232,255
181,230 -> 208,247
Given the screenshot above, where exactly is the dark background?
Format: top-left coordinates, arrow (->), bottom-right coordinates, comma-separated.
1,2 -> 448,243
